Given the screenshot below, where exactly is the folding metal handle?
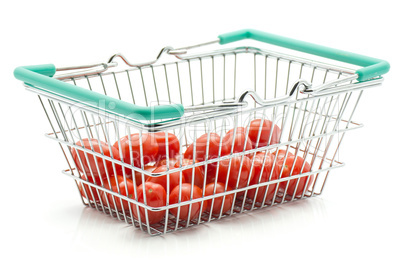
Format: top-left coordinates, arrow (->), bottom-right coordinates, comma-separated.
14,64 -> 185,121
218,29 -> 390,81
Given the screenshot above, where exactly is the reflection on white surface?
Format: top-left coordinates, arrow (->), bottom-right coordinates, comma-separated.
70,197 -> 329,259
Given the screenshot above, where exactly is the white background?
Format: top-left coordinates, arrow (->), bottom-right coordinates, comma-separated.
1,1 -> 401,264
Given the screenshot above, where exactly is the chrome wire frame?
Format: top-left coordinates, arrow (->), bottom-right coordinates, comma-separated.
32,46 -> 382,236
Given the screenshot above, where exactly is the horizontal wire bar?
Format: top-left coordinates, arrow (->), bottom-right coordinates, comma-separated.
65,161 -> 343,211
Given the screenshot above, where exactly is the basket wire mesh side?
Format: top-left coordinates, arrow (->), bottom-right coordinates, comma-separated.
34,47 -> 371,235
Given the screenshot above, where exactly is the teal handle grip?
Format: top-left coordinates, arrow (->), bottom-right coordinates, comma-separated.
14,64 -> 184,121
218,29 -> 390,81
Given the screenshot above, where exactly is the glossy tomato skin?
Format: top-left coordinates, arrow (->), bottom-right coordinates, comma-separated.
79,175 -> 101,202
114,133 -> 159,174
174,159 -> 205,189
146,165 -> 185,192
169,183 -> 207,221
72,138 -> 120,181
204,182 -> 234,215
133,182 -> 167,225
155,156 -> 179,168
101,176 -> 135,212
184,133 -> 227,177
248,119 -> 281,148
133,165 -> 156,186
152,132 -> 180,162
247,153 -> 280,203
275,151 -> 314,198
221,129 -> 253,156
217,155 -> 253,189
273,149 -> 288,161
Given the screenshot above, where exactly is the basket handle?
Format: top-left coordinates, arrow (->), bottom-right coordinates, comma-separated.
218,29 -> 389,81
14,64 -> 185,121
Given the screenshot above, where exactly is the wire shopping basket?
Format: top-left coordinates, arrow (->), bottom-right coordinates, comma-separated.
14,29 -> 389,236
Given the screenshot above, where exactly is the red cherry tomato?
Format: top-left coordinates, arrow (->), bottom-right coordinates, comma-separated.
155,156 -> 179,168
152,132 -> 180,161
146,165 -> 185,192
174,159 -> 205,189
273,149 -> 288,161
221,128 -> 253,156
133,164 -> 156,186
217,155 -> 253,189
72,138 -> 120,181
248,119 -> 281,148
114,133 -> 159,173
101,175 -> 135,212
204,182 -> 234,214
275,151 -> 314,198
169,183 -> 208,221
247,152 -> 280,203
133,182 -> 167,225
78,175 -> 101,202
184,133 -> 226,177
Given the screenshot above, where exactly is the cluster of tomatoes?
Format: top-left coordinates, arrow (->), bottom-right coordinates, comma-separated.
72,118 -> 313,225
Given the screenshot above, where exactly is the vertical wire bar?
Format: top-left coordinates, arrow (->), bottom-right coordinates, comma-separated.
164,65 -> 172,104
188,60 -> 195,106
86,76 -> 108,141
126,70 -> 136,104
186,125 -> 198,227
212,56 -> 217,133
223,54 -> 226,101
233,53 -> 237,99
162,130 -> 171,233
174,126 -> 184,231
112,72 -> 122,100
123,125 -> 143,230
79,110 -> 108,212
288,63 -> 305,141
48,100 -> 68,141
197,128 -> 209,226
98,74 -> 108,95
94,115 -> 124,214
39,96 -> 58,138
199,58 -> 205,105
85,76 -> 93,91
151,65 -> 160,105
279,100 -> 311,203
287,99 -> 318,201
139,129 -> 152,234
223,54 -> 227,132
274,57 -> 279,99
71,78 -> 94,139
254,53 -> 257,110
264,55 -> 268,100
199,58 -> 207,134
207,120 -> 226,222
280,61 -> 293,133
139,68 -> 149,106
175,62 -> 188,147
227,117 -> 239,216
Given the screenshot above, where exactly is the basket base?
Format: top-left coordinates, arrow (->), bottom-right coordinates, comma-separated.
82,191 -> 316,236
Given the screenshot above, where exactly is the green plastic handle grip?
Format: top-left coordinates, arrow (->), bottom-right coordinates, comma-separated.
218,29 -> 390,81
14,64 -> 184,121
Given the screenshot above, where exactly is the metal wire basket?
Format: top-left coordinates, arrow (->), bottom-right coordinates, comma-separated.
14,29 -> 389,236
